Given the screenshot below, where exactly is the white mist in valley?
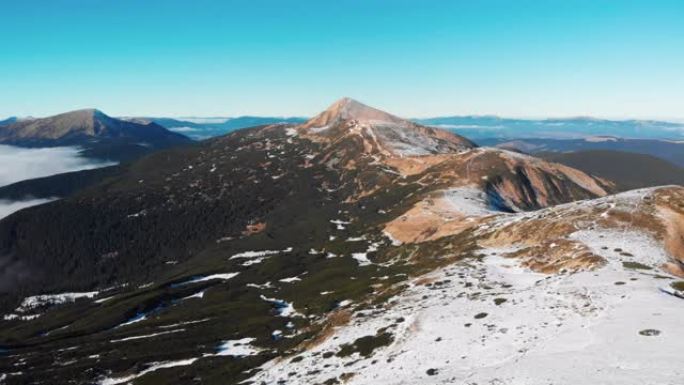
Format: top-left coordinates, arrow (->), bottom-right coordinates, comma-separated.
0,145 -> 115,187
0,198 -> 57,220
0,145 -> 115,219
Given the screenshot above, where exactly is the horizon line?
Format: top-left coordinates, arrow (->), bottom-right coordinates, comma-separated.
5,111 -> 684,124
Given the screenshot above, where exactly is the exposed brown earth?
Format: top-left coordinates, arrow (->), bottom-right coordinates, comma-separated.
384,194 -> 490,243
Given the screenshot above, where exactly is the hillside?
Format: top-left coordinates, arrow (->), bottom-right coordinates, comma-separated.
0,166 -> 123,201
0,99 -> 681,385
539,150 -> 684,191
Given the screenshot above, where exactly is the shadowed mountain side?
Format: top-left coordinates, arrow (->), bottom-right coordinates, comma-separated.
539,150 -> 684,191
484,137 -> 684,168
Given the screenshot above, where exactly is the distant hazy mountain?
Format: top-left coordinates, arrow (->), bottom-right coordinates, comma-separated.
539,150 -> 684,191
127,114 -> 684,142
416,116 -> 684,141
0,109 -> 191,162
0,117 -> 17,126
485,137 -> 684,167
128,116 -> 308,140
0,109 -> 189,146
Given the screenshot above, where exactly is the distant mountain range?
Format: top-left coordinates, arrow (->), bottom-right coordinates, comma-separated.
0,109 -> 191,162
415,116 -> 684,140
126,116 -> 308,140
6,112 -> 683,142
485,136 -> 684,167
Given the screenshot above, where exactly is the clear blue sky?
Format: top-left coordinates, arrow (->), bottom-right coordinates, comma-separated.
1,0 -> 682,119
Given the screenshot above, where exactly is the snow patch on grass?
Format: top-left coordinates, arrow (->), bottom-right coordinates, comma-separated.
260,295 -> 301,317
174,273 -> 239,286
215,337 -> 261,357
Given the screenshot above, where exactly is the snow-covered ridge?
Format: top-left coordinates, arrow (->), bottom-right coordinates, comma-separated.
251,244 -> 684,385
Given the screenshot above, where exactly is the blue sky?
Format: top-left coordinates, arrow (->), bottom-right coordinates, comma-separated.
1,0 -> 682,119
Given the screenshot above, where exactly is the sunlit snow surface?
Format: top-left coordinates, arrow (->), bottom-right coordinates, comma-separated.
215,337 -> 261,357
251,243 -> 684,385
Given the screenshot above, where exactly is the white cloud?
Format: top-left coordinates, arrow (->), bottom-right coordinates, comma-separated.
0,198 -> 57,220
0,145 -> 115,188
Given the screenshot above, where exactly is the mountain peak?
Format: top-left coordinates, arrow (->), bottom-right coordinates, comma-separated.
303,97 -> 406,128
62,108 -> 107,119
297,98 -> 476,157
0,107 -> 190,146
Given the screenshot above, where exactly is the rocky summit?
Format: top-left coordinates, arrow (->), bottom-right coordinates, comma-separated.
1,99 -> 683,385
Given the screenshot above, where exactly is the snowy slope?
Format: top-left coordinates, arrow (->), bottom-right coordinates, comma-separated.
252,244 -> 684,385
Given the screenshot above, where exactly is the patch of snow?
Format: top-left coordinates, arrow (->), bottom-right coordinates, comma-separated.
383,230 -> 403,246
3,313 -> 40,321
126,210 -> 147,218
174,273 -> 239,286
215,338 -> 261,357
337,300 -> 352,308
330,219 -> 351,230
98,358 -> 199,385
16,291 -> 99,313
309,124 -> 331,133
442,186 -> 497,216
242,257 -> 267,266
247,282 -> 274,290
182,291 -> 205,300
95,295 -> 116,304
260,295 -> 301,317
570,227 -> 670,268
229,247 -> 292,260
158,318 -> 210,329
111,329 -> 185,343
351,252 -> 371,266
346,235 -> 367,242
117,312 -> 148,328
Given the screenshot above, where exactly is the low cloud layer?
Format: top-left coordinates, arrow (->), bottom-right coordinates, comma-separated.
0,145 -> 115,220
0,198 -> 56,220
0,145 -> 115,188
